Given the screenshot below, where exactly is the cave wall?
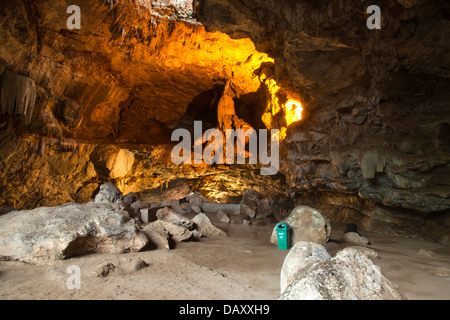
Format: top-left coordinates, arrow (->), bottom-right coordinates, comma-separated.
198,0 -> 450,243
0,0 -> 449,243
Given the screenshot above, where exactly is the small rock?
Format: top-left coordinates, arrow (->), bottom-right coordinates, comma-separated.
191,204 -> 202,214
134,259 -> 148,271
170,199 -> 185,215
340,232 -> 370,246
241,204 -> 256,219
123,192 -> 138,206
216,210 -> 230,223
417,249 -> 436,258
97,262 -> 116,277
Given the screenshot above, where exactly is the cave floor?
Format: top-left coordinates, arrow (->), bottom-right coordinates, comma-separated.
0,217 -> 449,300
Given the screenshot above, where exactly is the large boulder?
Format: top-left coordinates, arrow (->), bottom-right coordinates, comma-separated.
270,206 -> 331,246
0,202 -> 148,264
280,241 -> 331,293
280,245 -> 409,300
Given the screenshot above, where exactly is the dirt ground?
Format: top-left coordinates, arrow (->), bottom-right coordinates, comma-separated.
0,215 -> 449,300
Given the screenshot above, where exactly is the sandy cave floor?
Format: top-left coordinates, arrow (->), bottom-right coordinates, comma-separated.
0,215 -> 449,300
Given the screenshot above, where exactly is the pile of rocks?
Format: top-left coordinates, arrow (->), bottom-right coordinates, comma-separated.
95,182 -> 228,250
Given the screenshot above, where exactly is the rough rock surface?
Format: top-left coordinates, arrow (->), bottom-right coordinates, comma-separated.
280,246 -> 409,300
0,202 -> 148,263
270,206 -> 331,246
198,0 -> 450,243
340,232 -> 371,246
95,182 -> 123,204
156,207 -> 195,230
192,213 -> 228,237
280,241 -> 331,294
0,0 -> 448,244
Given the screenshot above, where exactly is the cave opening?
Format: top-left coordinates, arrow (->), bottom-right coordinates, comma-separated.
0,0 -> 449,301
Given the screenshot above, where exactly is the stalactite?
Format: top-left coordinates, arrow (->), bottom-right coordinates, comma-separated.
0,72 -> 36,125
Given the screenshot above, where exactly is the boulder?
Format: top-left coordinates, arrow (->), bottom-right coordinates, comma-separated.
270,206 -> 331,246
145,220 -> 200,243
123,192 -> 138,206
170,199 -> 185,215
0,202 -> 148,263
161,180 -> 192,201
255,199 -> 272,219
156,207 -> 194,230
186,192 -> 207,208
280,241 -> 331,293
192,213 -> 228,237
280,246 -> 409,300
240,189 -> 260,219
140,222 -> 170,249
94,182 -> 123,204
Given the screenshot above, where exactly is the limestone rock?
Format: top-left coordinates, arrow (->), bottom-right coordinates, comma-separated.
140,222 -> 170,250
170,199 -> 185,215
280,246 -> 409,300
240,189 -> 260,218
192,213 -> 228,237
133,259 -> 149,271
280,241 -> 331,294
216,210 -> 230,223
340,232 -> 371,246
0,202 -> 148,263
270,206 -> 331,246
156,207 -> 194,230
123,192 -> 138,206
95,182 -> 123,204
147,220 -> 199,243
348,246 -> 379,261
95,262 -> 116,277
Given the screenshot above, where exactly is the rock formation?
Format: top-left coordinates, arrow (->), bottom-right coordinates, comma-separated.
280,242 -> 409,300
0,202 -> 148,263
0,0 -> 448,244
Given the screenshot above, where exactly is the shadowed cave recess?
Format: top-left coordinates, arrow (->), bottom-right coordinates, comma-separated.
0,0 -> 449,245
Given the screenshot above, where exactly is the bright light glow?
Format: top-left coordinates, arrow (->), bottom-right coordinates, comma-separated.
261,78 -> 302,139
